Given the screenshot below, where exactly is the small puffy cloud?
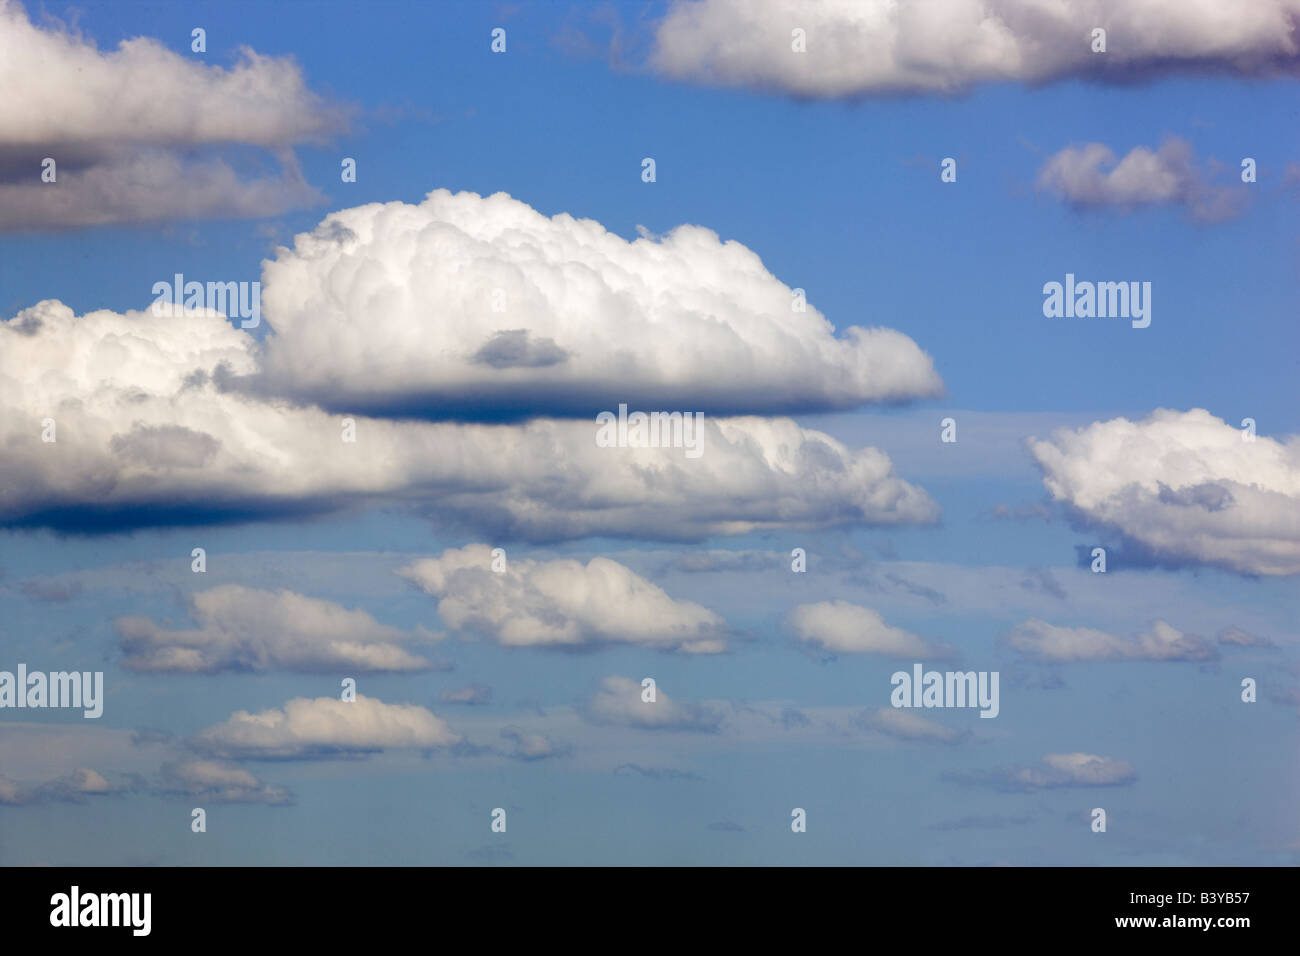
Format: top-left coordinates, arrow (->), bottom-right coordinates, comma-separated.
0,1 -> 343,229
1007,619 -> 1217,662
189,694 -> 460,760
0,300 -> 937,539
439,684 -> 493,705
953,752 -> 1137,791
651,0 -> 1300,97
1036,140 -> 1241,221
500,726 -> 568,760
787,600 -> 951,658
400,545 -> 730,653
585,676 -> 724,732
0,767 -> 117,805
160,758 -> 292,805
115,585 -> 434,673
1217,627 -> 1275,648
1029,409 -> 1300,576
854,707 -> 966,744
256,189 -> 943,418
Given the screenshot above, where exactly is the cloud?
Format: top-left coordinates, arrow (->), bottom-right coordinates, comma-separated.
0,300 -> 937,539
1029,409 -> 1300,576
787,600 -> 952,658
160,758 -> 292,805
951,752 -> 1137,791
0,1 -> 344,229
439,684 -> 494,705
651,0 -> 1300,97
115,585 -> 435,673
853,707 -> 967,743
1036,140 -> 1242,221
188,694 -> 460,760
585,676 -> 724,732
0,767 -> 119,805
499,726 -> 569,760
400,545 -> 730,653
255,189 -> 942,418
1007,618 -> 1217,662
1217,626 -> 1275,648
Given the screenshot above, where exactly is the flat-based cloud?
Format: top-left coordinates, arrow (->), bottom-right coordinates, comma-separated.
1007,618 -> 1217,662
189,695 -> 460,760
585,676 -> 724,732
115,585 -> 436,673
0,0 -> 343,229
951,752 -> 1137,791
787,600 -> 952,658
160,758 -> 292,805
651,0 -> 1300,97
1029,409 -> 1300,576
0,767 -> 116,805
400,545 -> 729,653
256,189 -> 943,418
1,300 -> 938,538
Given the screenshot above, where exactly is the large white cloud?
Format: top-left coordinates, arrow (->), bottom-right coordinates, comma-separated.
1007,618 -> 1217,662
0,299 -> 938,538
651,0 -> 1300,97
256,189 -> 942,417
400,545 -> 729,653
0,0 -> 342,228
115,585 -> 436,673
189,695 -> 460,760
1029,409 -> 1300,576
787,600 -> 951,657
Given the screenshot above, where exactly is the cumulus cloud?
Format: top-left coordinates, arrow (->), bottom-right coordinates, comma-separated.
115,585 -> 434,673
255,189 -> 942,418
585,676 -> 724,732
787,600 -> 952,658
160,758 -> 292,805
651,0 -> 1300,97
1007,618 -> 1217,662
0,299 -> 937,539
189,695 -> 460,760
400,545 -> 730,653
854,707 -> 966,743
0,767 -> 117,805
1029,409 -> 1300,576
499,726 -> 569,760
951,752 -> 1137,791
0,1 -> 343,228
1036,139 -> 1242,221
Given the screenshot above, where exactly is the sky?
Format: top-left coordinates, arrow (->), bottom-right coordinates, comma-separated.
0,0 -> 1297,866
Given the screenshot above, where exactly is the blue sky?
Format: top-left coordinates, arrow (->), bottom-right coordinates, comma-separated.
0,0 -> 1297,865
